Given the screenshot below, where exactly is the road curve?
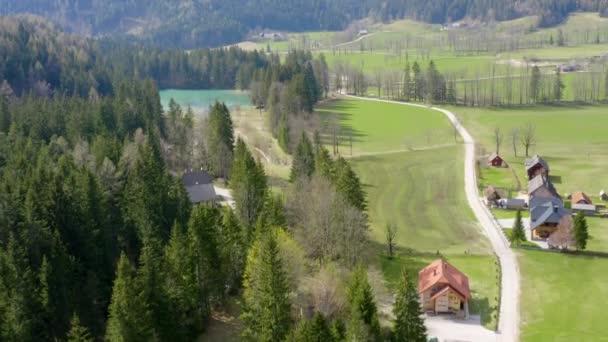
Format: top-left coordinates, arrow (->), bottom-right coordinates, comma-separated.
345,95 -> 520,342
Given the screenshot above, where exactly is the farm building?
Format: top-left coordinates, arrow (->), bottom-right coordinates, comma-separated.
505,198 -> 526,210
530,200 -> 570,240
572,203 -> 596,216
525,155 -> 549,180
418,259 -> 470,318
571,191 -> 592,204
182,169 -> 217,204
487,152 -> 505,167
528,174 -> 560,200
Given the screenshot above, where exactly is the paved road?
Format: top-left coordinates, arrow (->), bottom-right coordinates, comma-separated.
346,95 -> 520,342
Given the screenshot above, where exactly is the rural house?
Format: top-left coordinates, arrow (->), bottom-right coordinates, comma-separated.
182,169 -> 217,204
528,174 -> 560,200
418,259 -> 470,318
530,199 -> 570,239
572,191 -> 592,204
487,152 -> 505,167
571,191 -> 596,215
525,155 -> 549,180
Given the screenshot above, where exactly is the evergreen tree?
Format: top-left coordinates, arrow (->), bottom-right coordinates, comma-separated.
106,253 -> 151,342
554,68 -> 564,102
290,312 -> 334,342
392,269 -> 427,342
290,132 -> 315,182
230,139 -> 268,237
221,208 -> 247,291
205,101 -> 235,177
334,158 -> 367,212
573,211 -> 589,251
241,230 -> 292,342
412,62 -> 424,101
403,61 -> 411,101
530,66 -> 542,103
510,210 -> 526,246
313,133 -> 334,179
347,265 -> 381,341
67,313 -> 94,342
303,62 -> 320,112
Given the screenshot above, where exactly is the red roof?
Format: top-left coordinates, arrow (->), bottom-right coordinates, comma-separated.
418,259 -> 471,300
572,192 -> 592,204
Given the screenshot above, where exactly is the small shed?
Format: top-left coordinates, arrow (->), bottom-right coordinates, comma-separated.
506,198 -> 526,210
182,169 -> 217,204
600,190 -> 608,201
487,152 -> 505,167
572,203 -> 596,216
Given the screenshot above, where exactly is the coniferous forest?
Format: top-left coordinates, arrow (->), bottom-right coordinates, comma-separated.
2,0 -> 608,48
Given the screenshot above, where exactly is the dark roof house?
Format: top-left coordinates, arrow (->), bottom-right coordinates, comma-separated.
530,201 -> 570,230
182,170 -> 217,204
528,174 -> 560,199
525,155 -> 549,180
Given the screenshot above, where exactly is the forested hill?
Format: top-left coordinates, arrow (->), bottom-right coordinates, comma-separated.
2,0 -> 608,48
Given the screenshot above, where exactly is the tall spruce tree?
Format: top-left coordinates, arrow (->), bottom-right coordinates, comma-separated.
290,312 -> 334,342
290,132 -> 315,182
347,265 -> 381,341
205,101 -> 234,177
334,158 -> 366,212
510,210 -> 526,246
241,229 -> 292,342
573,211 -> 589,251
67,313 -> 94,342
554,68 -> 564,102
530,66 -> 542,103
230,139 -> 268,238
221,208 -> 247,291
392,269 -> 427,342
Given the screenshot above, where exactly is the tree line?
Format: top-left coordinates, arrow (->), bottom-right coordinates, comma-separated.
0,16 -> 274,97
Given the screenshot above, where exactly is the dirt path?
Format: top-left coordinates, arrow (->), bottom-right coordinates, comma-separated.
345,95 -> 520,342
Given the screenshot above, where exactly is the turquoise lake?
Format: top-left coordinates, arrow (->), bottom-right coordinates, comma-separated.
159,89 -> 251,115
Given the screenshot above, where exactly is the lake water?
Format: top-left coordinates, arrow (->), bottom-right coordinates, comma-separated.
159,89 -> 250,116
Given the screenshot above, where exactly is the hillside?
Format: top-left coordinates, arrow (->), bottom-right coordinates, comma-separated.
2,0 -> 608,48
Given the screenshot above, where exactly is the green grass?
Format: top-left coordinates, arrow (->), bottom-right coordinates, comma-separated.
316,98 -> 454,154
502,229 -> 539,248
450,104 -> 608,194
352,148 -> 489,254
519,249 -> 608,341
586,217 -> 608,253
380,252 -> 498,329
479,166 -> 519,190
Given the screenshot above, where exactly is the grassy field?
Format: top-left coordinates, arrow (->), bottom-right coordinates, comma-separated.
317,98 -> 497,328
519,249 -> 608,341
316,98 -> 454,154
451,104 -> 608,194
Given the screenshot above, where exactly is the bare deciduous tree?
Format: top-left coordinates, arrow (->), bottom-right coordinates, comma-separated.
520,122 -> 536,157
510,127 -> 519,157
385,223 -> 397,258
548,215 -> 574,251
493,127 -> 503,154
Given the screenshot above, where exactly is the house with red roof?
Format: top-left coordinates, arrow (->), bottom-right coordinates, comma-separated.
418,259 -> 470,318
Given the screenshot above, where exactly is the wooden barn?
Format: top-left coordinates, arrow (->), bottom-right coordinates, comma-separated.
525,155 -> 549,180
418,259 -> 470,318
487,152 -> 505,167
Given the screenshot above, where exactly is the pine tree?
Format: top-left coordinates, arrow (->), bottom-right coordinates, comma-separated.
241,230 -> 292,342
67,313 -> 94,342
573,211 -> 589,251
530,66 -> 542,103
554,68 -> 564,102
510,210 -> 526,246
230,139 -> 268,236
392,269 -> 427,342
347,265 -> 381,340
290,312 -> 334,342
106,253 -> 151,342
290,132 -> 315,182
221,208 -> 247,291
205,101 -> 234,177
403,61 -> 411,101
334,158 -> 366,212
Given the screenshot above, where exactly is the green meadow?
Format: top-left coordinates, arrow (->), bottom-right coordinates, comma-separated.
317,98 -> 498,329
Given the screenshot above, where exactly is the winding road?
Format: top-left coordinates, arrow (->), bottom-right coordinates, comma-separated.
346,95 -> 520,342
